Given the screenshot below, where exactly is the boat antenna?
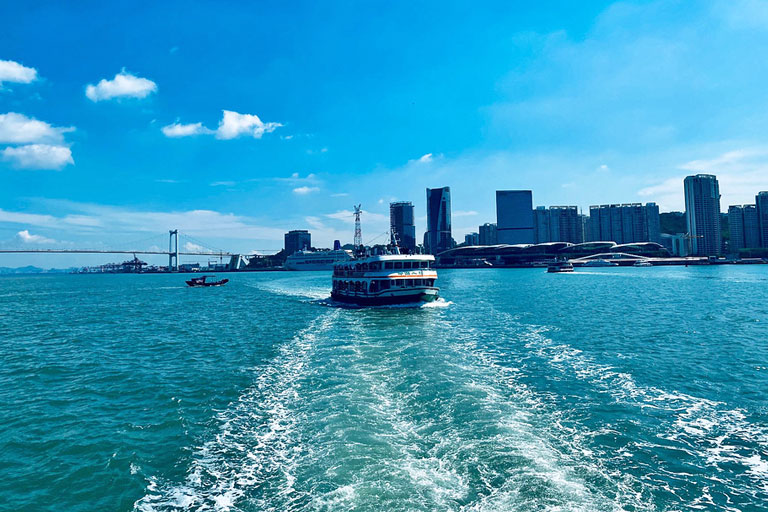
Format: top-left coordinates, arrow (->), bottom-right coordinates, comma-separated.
353,204 -> 363,247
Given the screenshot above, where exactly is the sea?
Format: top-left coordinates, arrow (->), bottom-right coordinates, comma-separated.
1,266 -> 767,511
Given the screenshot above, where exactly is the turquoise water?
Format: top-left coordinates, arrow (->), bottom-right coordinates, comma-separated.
1,267 -> 767,511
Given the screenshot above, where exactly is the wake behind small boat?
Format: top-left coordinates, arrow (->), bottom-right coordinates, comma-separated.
185,275 -> 229,287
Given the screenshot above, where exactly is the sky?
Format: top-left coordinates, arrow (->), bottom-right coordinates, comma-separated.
3,0 -> 768,267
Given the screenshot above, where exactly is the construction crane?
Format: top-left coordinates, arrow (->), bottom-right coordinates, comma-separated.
353,204 -> 363,247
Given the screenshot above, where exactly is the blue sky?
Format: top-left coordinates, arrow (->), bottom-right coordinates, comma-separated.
3,0 -> 768,266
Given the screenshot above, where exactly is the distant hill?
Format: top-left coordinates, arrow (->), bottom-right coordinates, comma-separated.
660,212 -> 686,234
0,266 -> 76,275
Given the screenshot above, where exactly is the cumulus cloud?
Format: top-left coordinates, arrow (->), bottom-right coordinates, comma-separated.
0,60 -> 38,85
184,242 -> 204,252
293,186 -> 319,195
0,112 -> 73,144
16,229 -> 56,244
85,71 -> 157,101
418,153 -> 433,163
2,144 -> 73,170
161,110 -> 281,140
216,110 -> 282,139
161,122 -> 213,137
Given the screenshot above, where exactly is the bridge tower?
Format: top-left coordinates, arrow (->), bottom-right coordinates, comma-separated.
168,230 -> 179,271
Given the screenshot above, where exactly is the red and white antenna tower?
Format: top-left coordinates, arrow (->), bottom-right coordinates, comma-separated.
353,204 -> 363,247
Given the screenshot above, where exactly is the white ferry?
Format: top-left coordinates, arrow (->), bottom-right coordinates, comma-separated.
331,253 -> 439,305
285,249 -> 353,271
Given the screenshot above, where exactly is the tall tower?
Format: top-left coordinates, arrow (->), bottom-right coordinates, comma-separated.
426,187 -> 452,254
389,201 -> 416,252
353,204 -> 363,247
684,174 -> 722,256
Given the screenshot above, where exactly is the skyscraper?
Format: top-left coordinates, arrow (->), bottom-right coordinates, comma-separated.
426,187 -> 452,254
587,203 -> 660,243
464,232 -> 479,246
757,191 -> 768,248
496,190 -> 534,244
478,223 -> 497,245
284,230 -> 311,255
727,205 -> 760,252
684,174 -> 722,256
533,205 -> 583,244
389,201 -> 416,253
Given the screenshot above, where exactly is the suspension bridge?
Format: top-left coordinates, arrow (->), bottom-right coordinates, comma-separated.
0,230 -> 282,271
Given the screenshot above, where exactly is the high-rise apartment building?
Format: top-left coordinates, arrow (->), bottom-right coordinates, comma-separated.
533,205 -> 583,244
284,230 -> 311,255
426,187 -> 452,254
587,203 -> 660,244
478,223 -> 497,245
389,201 -> 416,253
496,190 -> 534,244
464,232 -> 479,246
684,174 -> 722,256
728,205 -> 760,252
757,191 -> 768,248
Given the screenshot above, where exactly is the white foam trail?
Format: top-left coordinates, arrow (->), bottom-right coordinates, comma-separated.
134,311 -> 340,512
486,306 -> 768,505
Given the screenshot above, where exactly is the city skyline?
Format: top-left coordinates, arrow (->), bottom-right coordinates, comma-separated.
5,1 -> 768,266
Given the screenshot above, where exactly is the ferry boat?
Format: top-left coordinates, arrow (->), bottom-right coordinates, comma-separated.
285,249 -> 353,271
331,253 -> 439,305
547,260 -> 574,273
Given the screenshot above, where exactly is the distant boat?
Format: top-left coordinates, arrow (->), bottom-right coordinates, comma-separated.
583,259 -> 619,267
285,249 -> 353,271
633,260 -> 653,267
185,275 -> 229,287
547,260 -> 574,273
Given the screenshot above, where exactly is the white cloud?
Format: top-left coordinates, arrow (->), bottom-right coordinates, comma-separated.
325,209 -> 389,224
0,112 -> 73,144
638,147 -> 768,210
293,186 -> 319,195
161,122 -> 213,137
210,181 -> 235,187
216,110 -> 281,139
160,110 -> 281,140
331,192 -> 349,197
184,242 -> 204,252
305,216 -> 325,229
0,60 -> 38,85
418,153 -> 433,163
453,210 -> 479,217
2,144 -> 73,170
85,71 -> 157,101
16,229 -> 56,244
0,202 -> 287,241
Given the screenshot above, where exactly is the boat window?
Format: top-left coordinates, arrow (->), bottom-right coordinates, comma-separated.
370,281 -> 377,293
403,262 -> 411,269
398,280 -> 406,288
394,262 -> 403,269
385,262 -> 393,269
381,280 -> 390,289
414,279 -> 422,286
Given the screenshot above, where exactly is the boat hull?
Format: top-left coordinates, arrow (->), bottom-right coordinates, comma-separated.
331,288 -> 439,306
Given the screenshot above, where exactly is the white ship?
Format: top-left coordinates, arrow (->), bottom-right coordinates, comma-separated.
284,249 -> 353,271
331,252 -> 439,305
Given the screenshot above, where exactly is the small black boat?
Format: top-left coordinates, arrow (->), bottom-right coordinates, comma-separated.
185,275 -> 229,287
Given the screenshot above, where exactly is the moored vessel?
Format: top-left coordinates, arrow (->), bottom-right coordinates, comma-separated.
285,249 -> 353,271
331,252 -> 439,305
